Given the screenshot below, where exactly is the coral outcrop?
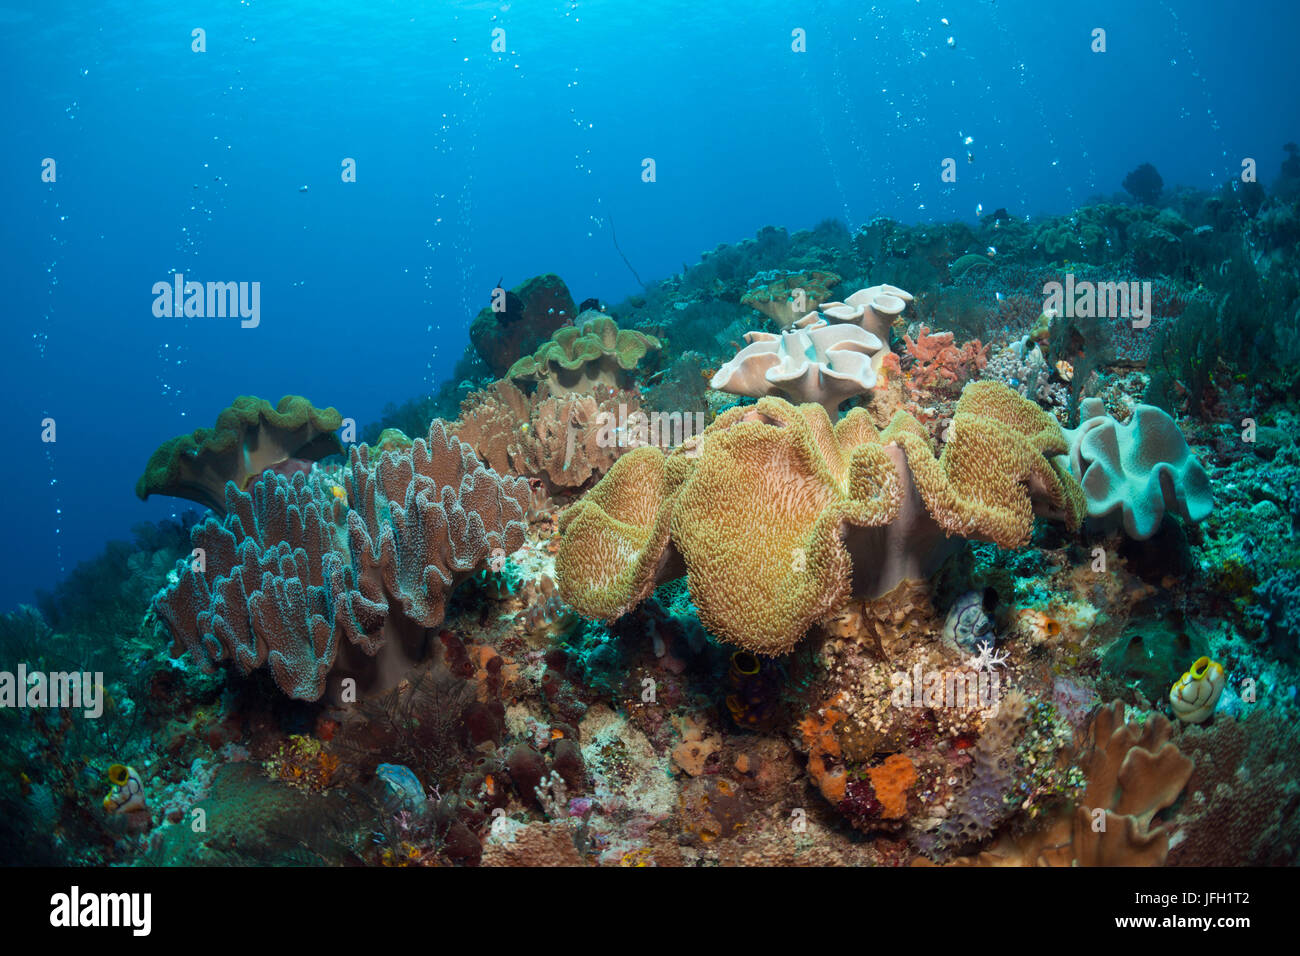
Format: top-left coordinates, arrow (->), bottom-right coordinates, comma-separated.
740,269 -> 841,328
558,381 -> 1084,654
470,274 -> 576,377
136,395 -> 343,515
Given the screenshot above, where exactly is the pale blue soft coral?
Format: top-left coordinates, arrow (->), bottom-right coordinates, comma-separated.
1059,398 -> 1213,539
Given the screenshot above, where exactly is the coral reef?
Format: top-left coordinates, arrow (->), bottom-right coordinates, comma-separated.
17,179 -> 1300,872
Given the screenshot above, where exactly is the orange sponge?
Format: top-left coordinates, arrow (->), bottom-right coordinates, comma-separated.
868,754 -> 917,819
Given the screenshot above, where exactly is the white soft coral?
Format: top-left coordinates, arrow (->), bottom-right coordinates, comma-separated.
967,639 -> 1009,673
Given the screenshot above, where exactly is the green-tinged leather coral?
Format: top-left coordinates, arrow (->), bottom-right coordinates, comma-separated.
469,273 -> 576,377
740,269 -> 841,329
153,420 -> 529,701
136,395 -> 342,515
1060,397 -> 1212,539
949,254 -> 994,279
709,318 -> 888,417
557,381 -> 1085,654
507,312 -> 661,397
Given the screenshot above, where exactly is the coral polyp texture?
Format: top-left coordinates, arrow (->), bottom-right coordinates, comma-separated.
136,395 -> 343,514
931,701 -> 1194,866
506,312 -> 661,397
154,420 -> 528,701
558,380 -> 1084,654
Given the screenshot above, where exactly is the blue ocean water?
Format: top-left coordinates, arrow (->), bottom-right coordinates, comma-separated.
2,0 -> 1297,613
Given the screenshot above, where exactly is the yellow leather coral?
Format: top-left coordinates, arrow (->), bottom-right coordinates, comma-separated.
557,381 -> 1085,654
555,446 -> 693,619
891,380 -> 1086,547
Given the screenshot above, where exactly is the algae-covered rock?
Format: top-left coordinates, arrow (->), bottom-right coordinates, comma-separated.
1099,619 -> 1210,704
470,273 -> 576,376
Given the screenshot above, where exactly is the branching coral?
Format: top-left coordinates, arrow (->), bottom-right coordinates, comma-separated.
558,381 -> 1084,654
507,313 -> 661,397
1060,397 -> 1213,538
708,318 -> 888,417
901,325 -> 990,395
154,421 -> 529,701
136,395 -> 342,515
